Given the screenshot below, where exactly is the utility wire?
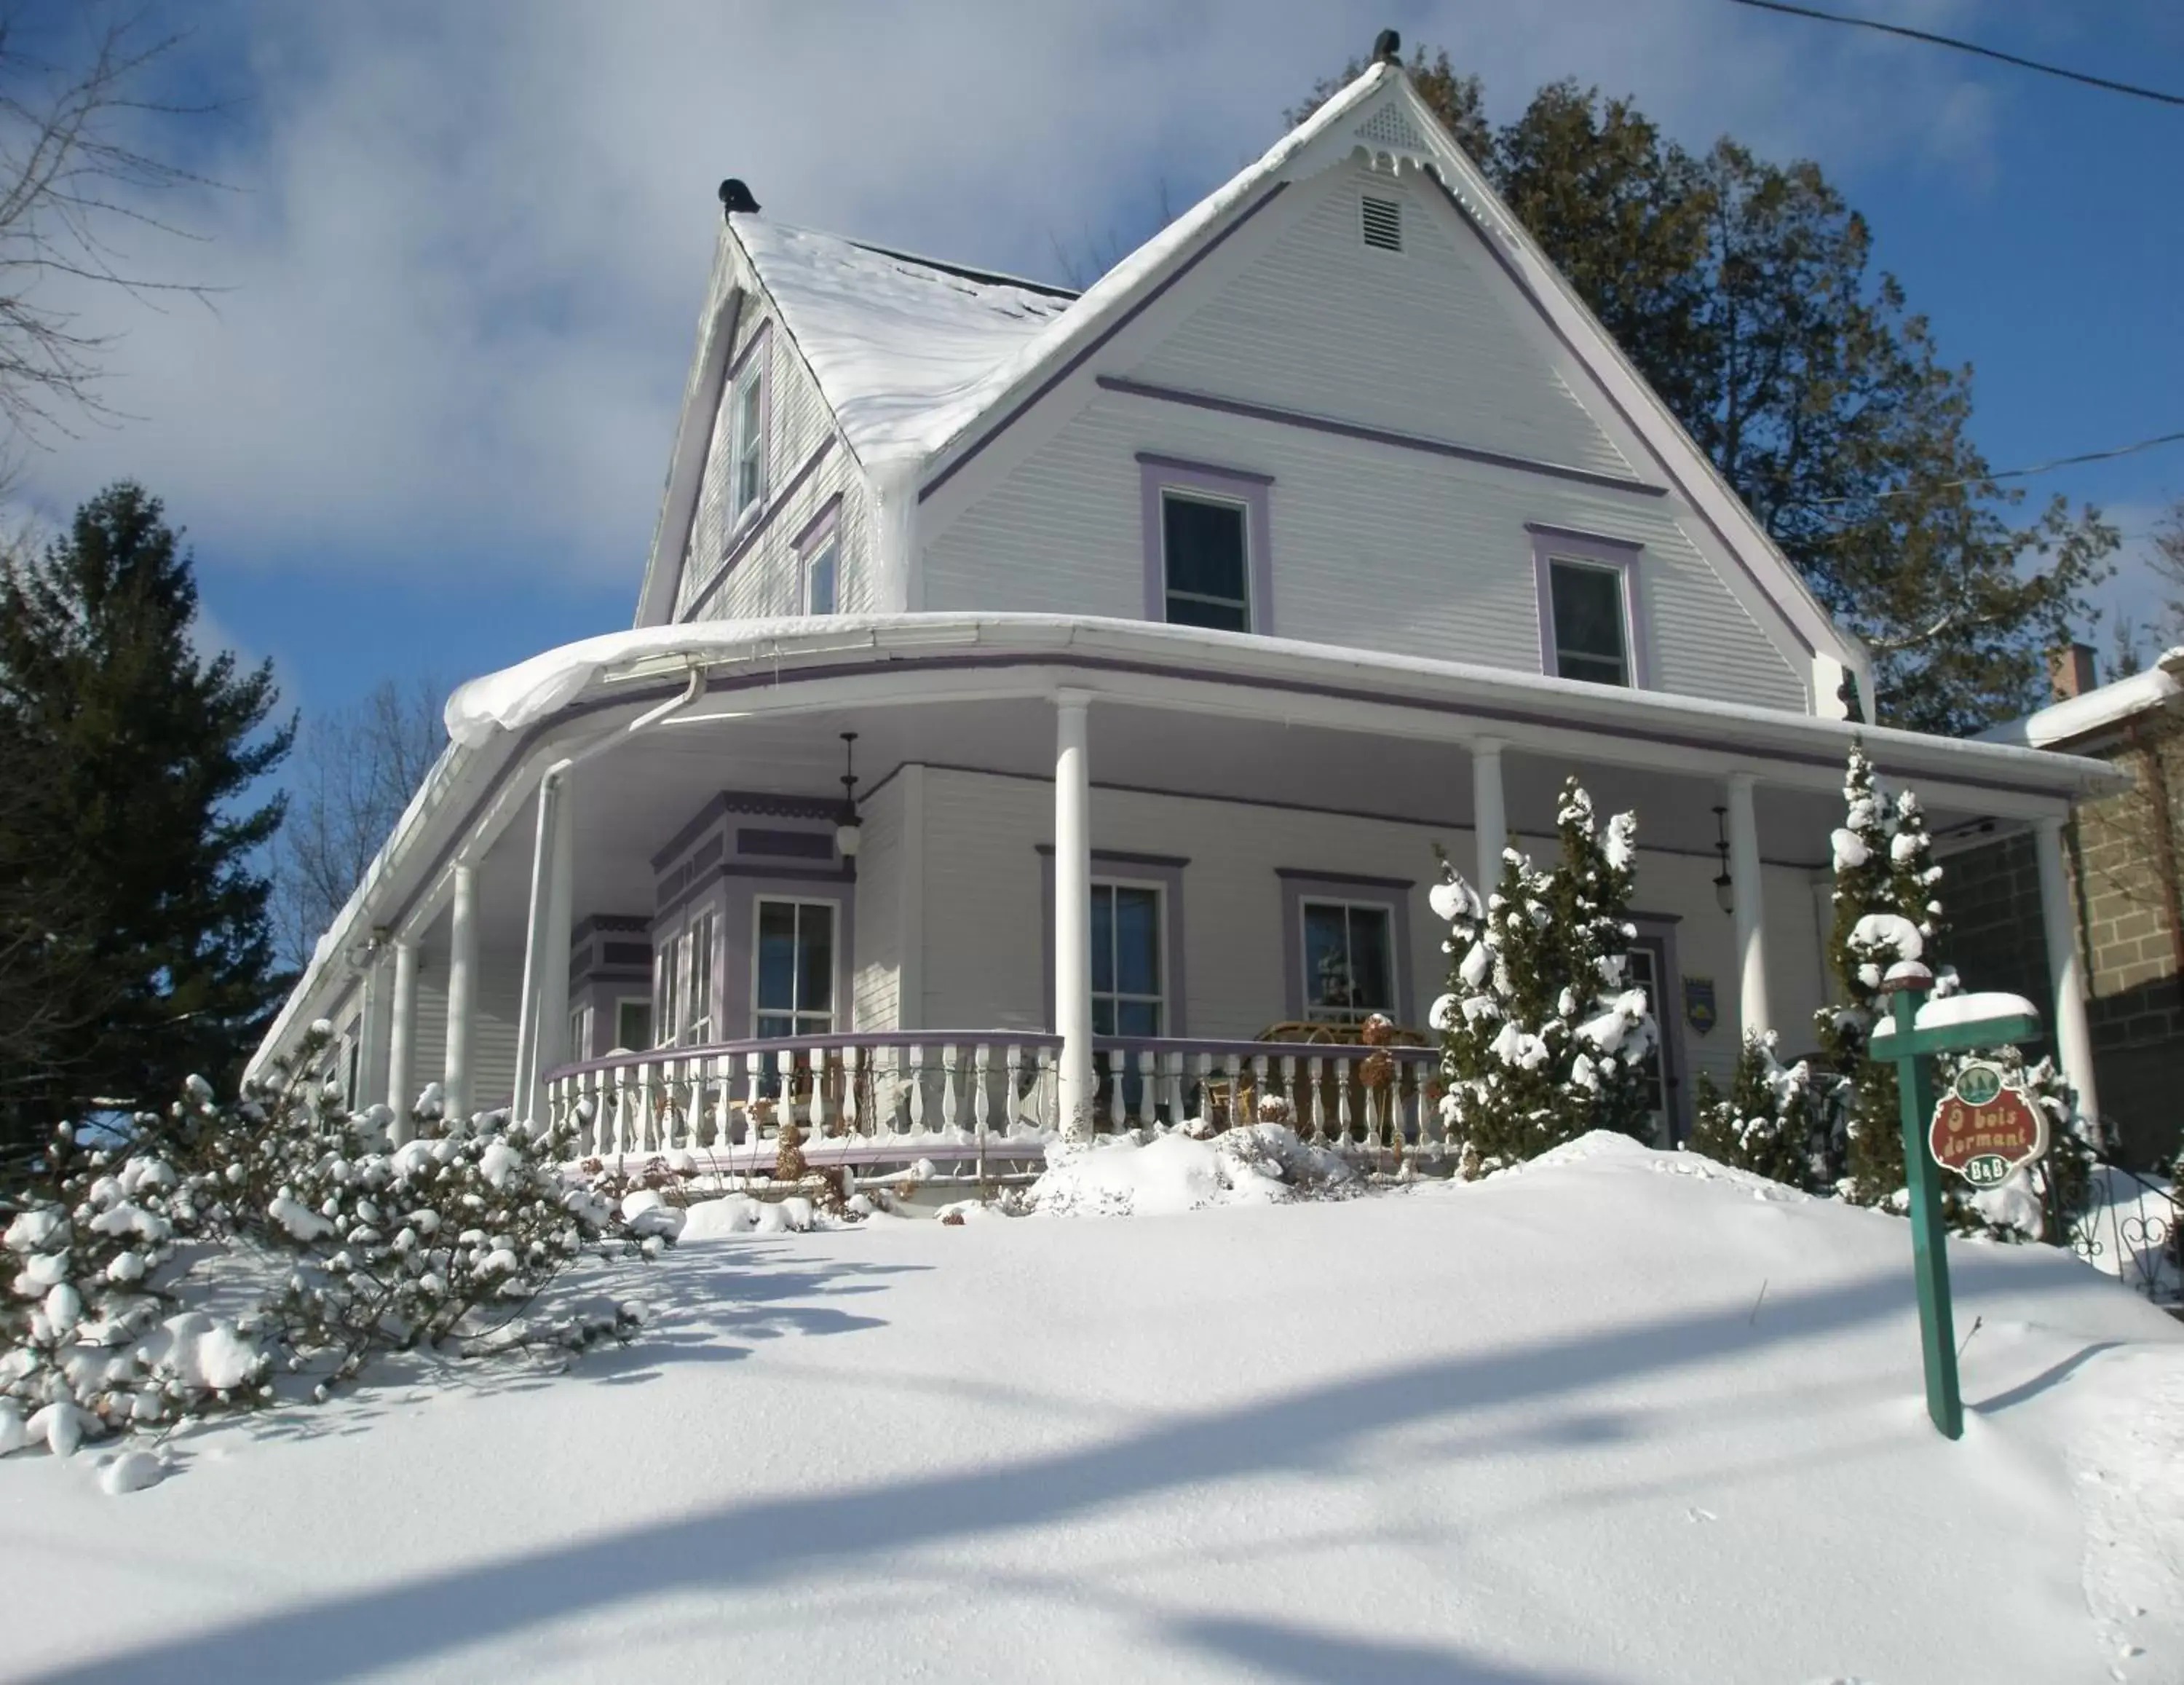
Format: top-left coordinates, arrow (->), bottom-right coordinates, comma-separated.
1728,0 -> 2184,108
1805,427 -> 2184,506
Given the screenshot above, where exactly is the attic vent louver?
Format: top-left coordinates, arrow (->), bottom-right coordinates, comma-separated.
1361,195 -> 1402,251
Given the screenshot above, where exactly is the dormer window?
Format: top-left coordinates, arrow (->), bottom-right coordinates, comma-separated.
1528,524 -> 1647,689
727,336 -> 768,521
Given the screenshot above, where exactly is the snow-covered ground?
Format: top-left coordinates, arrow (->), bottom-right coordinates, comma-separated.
4,1132 -> 2180,1685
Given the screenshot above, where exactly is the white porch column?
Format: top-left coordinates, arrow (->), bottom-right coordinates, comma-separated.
534,782 -> 577,1124
2034,814 -> 2102,1142
1053,690 -> 1094,1138
386,936 -> 419,1145
355,944 -> 387,1110
1726,772 -> 1770,1039
1471,737 -> 1507,891
444,862 -> 478,1124
513,766 -> 577,1129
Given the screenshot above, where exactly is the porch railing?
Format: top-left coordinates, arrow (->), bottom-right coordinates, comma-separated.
542,1032 -> 1447,1170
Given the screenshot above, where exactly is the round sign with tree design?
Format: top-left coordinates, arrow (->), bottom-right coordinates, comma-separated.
1928,1060 -> 2048,1188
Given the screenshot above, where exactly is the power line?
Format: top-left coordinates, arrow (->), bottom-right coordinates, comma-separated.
1727,0 -> 2184,108
1806,426 -> 2184,506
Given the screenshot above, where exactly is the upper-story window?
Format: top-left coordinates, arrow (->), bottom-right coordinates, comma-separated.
1528,524 -> 1647,689
794,497 -> 842,615
727,334 -> 769,521
1136,454 -> 1275,636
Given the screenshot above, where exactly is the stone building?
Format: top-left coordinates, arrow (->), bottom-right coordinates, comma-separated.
1963,646 -> 2184,1168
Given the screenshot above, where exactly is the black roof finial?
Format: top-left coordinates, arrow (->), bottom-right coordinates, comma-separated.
1373,28 -> 1401,65
719,178 -> 760,217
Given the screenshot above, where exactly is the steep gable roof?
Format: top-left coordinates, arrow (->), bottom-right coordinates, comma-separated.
731,220 -> 1074,465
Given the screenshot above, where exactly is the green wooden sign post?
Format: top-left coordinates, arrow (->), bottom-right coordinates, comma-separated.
1867,959 -> 2043,1442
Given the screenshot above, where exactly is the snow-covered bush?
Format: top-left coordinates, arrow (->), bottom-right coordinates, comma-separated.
1432,778 -> 1656,1178
1,1025 -> 644,1456
1688,1033 -> 1824,1191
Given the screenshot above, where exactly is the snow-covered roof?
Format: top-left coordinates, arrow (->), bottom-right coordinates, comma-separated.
732,219 -> 1074,466
728,61 -> 1400,473
1978,647 -> 2184,750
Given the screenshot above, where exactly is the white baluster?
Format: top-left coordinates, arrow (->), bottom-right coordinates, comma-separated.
909,1045 -> 927,1133
1005,1043 -> 1025,1133
973,1043 -> 992,1148
807,1043 -> 828,1139
1219,1053 -> 1241,1132
1334,1056 -> 1353,1147
1105,1048 -> 1125,1133
941,1043 -> 961,1135
1036,1044 -> 1059,1132
1190,1052 -> 1211,1129
1134,1049 -> 1156,1131
1278,1055 -> 1297,1133
843,1044 -> 862,1138
1249,1054 -> 1270,1129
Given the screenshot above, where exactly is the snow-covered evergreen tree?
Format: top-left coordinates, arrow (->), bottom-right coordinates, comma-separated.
1431,778 -> 1653,1177
1819,742 -> 2093,1236
1689,1032 -> 1823,1190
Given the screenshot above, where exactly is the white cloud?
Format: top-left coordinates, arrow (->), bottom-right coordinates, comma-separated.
13,0 -> 2026,599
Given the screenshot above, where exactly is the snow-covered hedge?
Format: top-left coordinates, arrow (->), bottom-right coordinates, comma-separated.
1,1025 -> 645,1459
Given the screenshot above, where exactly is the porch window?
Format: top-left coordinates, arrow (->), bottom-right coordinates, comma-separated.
1300,900 -> 1395,1026
569,1006 -> 589,1064
1162,492 -> 1250,632
654,935 -> 682,1046
1091,882 -> 1164,1037
753,899 -> 835,1038
684,909 -> 716,1043
614,998 -> 651,1053
1623,941 -> 1671,1139
1548,560 -> 1629,687
727,351 -> 767,521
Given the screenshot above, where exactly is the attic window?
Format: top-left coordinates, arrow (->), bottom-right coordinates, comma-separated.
1361,195 -> 1402,252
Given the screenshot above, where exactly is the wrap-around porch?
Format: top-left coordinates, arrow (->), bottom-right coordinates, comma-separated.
306,617 -> 2112,1173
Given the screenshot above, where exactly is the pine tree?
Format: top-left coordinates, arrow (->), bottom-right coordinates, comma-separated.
1690,1033 -> 1821,1191
1433,778 -> 1653,1176
0,484 -> 292,1143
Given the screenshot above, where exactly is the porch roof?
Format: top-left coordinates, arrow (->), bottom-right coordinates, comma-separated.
253,613 -> 2120,1079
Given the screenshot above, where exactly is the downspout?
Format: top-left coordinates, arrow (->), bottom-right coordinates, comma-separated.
510,663 -> 711,1128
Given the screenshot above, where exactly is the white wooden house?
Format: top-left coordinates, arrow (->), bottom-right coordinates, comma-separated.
250,60 -> 2118,1167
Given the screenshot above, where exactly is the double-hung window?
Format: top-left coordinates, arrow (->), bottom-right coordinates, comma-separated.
683,910 -> 715,1044
727,350 -> 767,521
753,899 -> 835,1039
1139,456 -> 1272,635
1091,882 -> 1164,1037
654,935 -> 682,1048
804,535 -> 838,615
1162,493 -> 1250,631
1530,526 -> 1644,689
1548,561 -> 1630,686
1299,900 -> 1395,1026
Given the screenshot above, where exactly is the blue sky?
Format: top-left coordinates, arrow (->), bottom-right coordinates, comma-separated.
13,0 -> 2184,729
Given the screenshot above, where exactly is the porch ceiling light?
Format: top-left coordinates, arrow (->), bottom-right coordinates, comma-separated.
1712,805 -> 1734,916
835,731 -> 862,858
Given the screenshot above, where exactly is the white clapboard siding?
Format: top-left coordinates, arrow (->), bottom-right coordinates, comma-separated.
1132,159 -> 1631,481
920,393 -> 1806,711
676,297 -> 872,624
913,765 -> 1827,1106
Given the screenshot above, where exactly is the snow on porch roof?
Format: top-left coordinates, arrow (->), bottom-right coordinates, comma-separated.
731,217 -> 1075,465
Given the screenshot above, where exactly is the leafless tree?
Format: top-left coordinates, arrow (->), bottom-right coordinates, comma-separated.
272,677 -> 448,974
0,4 -> 217,447
2150,500 -> 2184,650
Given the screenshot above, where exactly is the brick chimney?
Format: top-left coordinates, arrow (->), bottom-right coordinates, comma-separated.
2049,642 -> 2097,702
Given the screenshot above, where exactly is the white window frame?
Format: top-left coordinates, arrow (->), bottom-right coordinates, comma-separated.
654,933 -> 683,1048
1547,558 -> 1631,687
1297,897 -> 1398,1027
1091,877 -> 1167,1038
804,532 -> 839,615
684,908 -> 716,1045
750,895 -> 840,1040
727,349 -> 767,524
1160,487 -> 1253,631
569,1004 -> 590,1066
